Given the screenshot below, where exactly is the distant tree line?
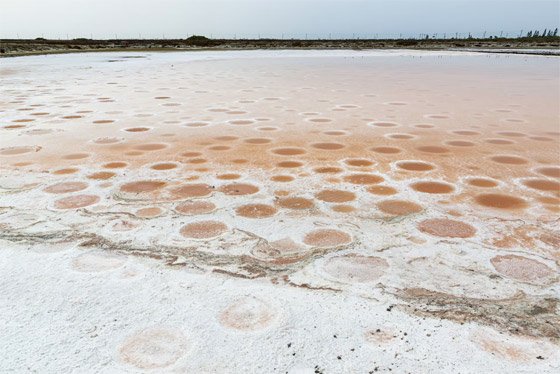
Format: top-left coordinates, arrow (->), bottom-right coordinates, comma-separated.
526,28 -> 558,37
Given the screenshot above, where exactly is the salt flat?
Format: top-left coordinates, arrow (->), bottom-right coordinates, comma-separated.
0,50 -> 559,373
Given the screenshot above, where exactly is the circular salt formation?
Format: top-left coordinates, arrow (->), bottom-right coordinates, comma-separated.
277,197 -> 314,210
303,229 -> 352,248
244,138 -> 272,144
490,255 -> 554,282
44,182 -> 88,194
150,162 -> 178,170
314,167 -> 344,174
322,255 -> 388,283
271,175 -> 294,182
271,147 -> 306,156
62,153 -> 90,160
370,146 -> 402,154
452,130 -> 480,136
396,161 -> 435,172
445,140 -> 476,147
216,174 -> 241,180
121,181 -> 166,193
536,167 -> 560,178
53,168 -> 79,175
417,218 -> 476,238
103,162 -> 127,169
72,251 -> 126,272
311,142 -> 345,150
490,155 -> 528,165
475,193 -> 527,209
133,143 -> 167,151
236,204 -> 277,218
467,178 -> 499,188
485,138 -> 515,145
175,201 -> 215,215
343,174 -> 383,185
416,146 -> 450,154
410,181 -> 455,194
218,183 -> 259,195
370,121 -> 399,128
169,184 -> 212,199
118,328 -> 189,369
522,179 -> 560,192
344,159 -> 374,167
135,207 -> 163,218
377,200 -> 423,216
277,161 -> 303,168
180,220 -> 227,239
367,185 -> 398,195
219,297 -> 276,331
87,171 -> 115,180
54,195 -> 100,209
315,189 -> 355,203
0,146 -> 39,156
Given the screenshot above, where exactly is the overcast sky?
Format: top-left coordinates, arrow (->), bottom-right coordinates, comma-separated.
1,0 -> 558,39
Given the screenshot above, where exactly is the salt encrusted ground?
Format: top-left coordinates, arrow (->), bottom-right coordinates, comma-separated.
0,50 -> 559,373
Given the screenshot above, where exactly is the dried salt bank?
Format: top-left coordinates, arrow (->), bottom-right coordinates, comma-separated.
0,50 -> 559,373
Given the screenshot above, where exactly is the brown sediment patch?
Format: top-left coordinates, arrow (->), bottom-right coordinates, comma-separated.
121,181 -> 167,194
135,207 -> 163,218
418,218 -> 476,238
118,328 -> 189,369
169,184 -> 212,199
244,138 -> 272,144
344,159 -> 374,167
314,167 -> 344,174
308,118 -> 333,123
323,130 -> 347,136
316,189 -> 356,202
304,229 -> 351,248
175,201 -> 215,215
387,133 -> 416,140
370,146 -> 402,154
411,181 -> 455,194
311,142 -> 345,150
485,138 -> 515,145
92,120 -> 115,124
133,143 -> 167,151
229,119 -> 255,125
452,130 -> 480,136
496,131 -> 526,137
150,162 -> 178,170
180,220 -> 227,239
0,146 -> 40,155
475,194 -> 527,209
53,168 -> 79,175
232,159 -> 248,164
396,161 -> 435,172
490,255 -> 554,282
214,136 -> 238,141
181,152 -> 203,158
54,194 -> 100,209
332,204 -> 356,213
529,136 -> 554,141
93,137 -> 123,145
343,174 -> 383,185
322,255 -> 388,282
277,161 -> 303,168
186,158 -> 207,164
184,122 -> 209,128
219,297 -> 275,331
277,197 -> 314,210
256,127 -> 278,131
426,115 -> 449,119
3,124 -> 27,129
367,185 -> 398,195
377,200 -> 422,216
154,96 -> 170,99
467,178 -> 499,188
536,167 -> 560,178
271,147 -> 306,156
30,112 -> 50,116
26,129 -> 56,135
416,145 -> 451,154
62,153 -> 89,160
88,171 -> 116,180
11,119 -> 35,123
370,121 -> 399,128
217,173 -> 241,180
236,204 -> 277,218
103,162 -> 127,169
44,182 -> 88,194
271,175 -> 294,182
62,115 -> 83,119
522,179 -> 560,192
124,127 -> 151,132
490,155 -> 528,165
445,140 -> 476,147
219,183 -> 258,195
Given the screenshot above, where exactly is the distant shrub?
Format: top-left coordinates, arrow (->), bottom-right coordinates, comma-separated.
185,35 -> 214,47
73,38 -> 90,41
396,40 -> 418,46
35,37 -> 46,41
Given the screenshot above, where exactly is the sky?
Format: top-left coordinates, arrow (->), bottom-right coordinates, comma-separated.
1,0 -> 559,39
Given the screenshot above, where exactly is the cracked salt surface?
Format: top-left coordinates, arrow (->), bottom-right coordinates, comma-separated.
0,50 -> 559,373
